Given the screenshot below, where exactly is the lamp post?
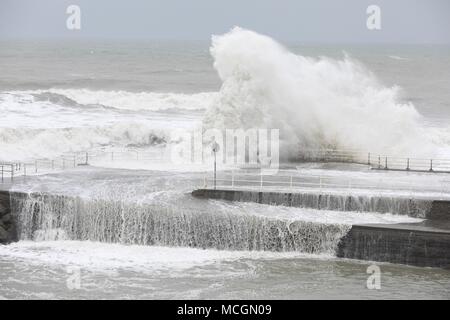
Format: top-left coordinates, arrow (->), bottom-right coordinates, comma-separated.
211,141 -> 220,190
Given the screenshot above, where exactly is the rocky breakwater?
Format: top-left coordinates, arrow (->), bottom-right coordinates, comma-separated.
0,190 -> 17,244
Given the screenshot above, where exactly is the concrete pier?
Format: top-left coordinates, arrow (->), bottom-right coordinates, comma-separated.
192,188 -> 450,269
337,222 -> 450,269
2,187 -> 450,269
192,189 -> 446,219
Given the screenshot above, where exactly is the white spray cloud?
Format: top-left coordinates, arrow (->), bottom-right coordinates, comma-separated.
204,27 -> 446,159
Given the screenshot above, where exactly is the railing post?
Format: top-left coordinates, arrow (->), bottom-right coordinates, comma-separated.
385,157 -> 388,170
260,173 -> 263,190
35,160 -> 38,173
1,165 -> 3,183
11,164 -> 14,182
213,151 -> 217,190
406,158 -> 410,171
231,170 -> 234,187
378,155 -> 381,169
85,152 -> 89,165
430,159 -> 433,172
368,152 -> 371,166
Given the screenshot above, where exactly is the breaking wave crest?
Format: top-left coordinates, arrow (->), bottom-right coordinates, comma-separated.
30,88 -> 216,112
0,91 -> 192,161
203,27 -> 449,159
0,124 -> 168,161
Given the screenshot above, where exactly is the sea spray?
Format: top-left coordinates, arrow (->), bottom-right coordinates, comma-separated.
204,27 -> 442,159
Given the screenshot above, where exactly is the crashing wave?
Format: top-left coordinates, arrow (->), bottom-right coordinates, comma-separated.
0,124 -> 168,161
203,27 -> 448,159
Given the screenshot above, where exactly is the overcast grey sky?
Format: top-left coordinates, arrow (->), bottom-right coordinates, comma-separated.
0,0 -> 449,43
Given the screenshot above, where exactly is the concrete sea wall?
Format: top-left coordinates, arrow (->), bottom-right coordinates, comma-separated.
3,188 -> 450,269
192,189 -> 450,269
191,189 -> 444,219
337,223 -> 450,269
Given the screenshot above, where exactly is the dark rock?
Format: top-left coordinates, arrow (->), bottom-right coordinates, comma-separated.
1,213 -> 12,225
0,190 -> 14,244
0,225 -> 8,243
0,202 -> 7,215
0,191 -> 10,218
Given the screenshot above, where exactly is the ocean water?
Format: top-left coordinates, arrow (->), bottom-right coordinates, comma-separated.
1,30 -> 450,161
1,29 -> 450,299
1,241 -> 449,300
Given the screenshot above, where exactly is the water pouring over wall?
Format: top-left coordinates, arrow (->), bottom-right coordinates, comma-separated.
11,192 -> 351,255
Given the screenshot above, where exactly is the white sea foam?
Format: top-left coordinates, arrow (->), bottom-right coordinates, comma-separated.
204,27 -> 450,159
0,123 -> 170,161
0,241 -> 327,273
0,91 -> 200,162
388,55 -> 409,61
33,88 -> 216,112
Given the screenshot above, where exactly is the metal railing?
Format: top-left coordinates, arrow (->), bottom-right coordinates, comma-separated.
0,163 -> 21,183
298,149 -> 450,173
0,148 -> 166,183
297,149 -> 368,164
369,154 -> 450,172
201,170 -> 450,196
1,147 -> 450,184
1,155 -> 82,183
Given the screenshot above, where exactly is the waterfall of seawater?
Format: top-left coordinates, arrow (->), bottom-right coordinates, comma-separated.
10,192 -> 352,255
258,192 -> 433,218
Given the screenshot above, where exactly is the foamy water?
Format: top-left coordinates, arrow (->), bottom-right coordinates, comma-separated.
0,241 -> 322,273
0,91 -> 200,161
1,29 -> 449,163
1,240 -> 449,299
